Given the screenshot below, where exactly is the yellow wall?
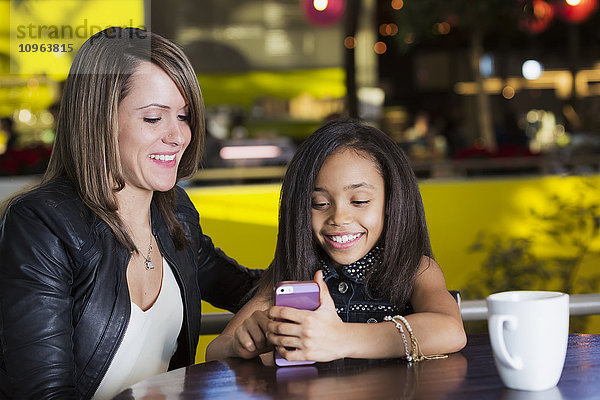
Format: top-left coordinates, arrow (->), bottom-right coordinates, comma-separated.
189,174 -> 600,362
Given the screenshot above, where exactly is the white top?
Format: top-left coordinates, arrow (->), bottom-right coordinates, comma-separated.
93,258 -> 184,400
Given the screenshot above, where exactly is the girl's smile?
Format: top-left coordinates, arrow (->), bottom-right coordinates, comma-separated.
311,149 -> 385,267
325,232 -> 364,249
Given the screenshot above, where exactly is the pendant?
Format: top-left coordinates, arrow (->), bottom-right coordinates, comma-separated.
145,258 -> 154,270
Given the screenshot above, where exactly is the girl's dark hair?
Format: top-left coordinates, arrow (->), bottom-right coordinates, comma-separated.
262,119 -> 432,308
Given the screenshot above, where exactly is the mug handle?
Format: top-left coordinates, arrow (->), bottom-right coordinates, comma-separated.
489,314 -> 523,370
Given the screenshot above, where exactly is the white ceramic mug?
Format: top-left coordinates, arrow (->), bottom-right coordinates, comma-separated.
486,291 -> 569,391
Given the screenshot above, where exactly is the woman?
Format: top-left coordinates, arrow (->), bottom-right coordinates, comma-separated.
0,27 -> 260,399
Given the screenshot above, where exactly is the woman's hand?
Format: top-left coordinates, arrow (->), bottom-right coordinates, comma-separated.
266,270 -> 347,362
206,289 -> 272,361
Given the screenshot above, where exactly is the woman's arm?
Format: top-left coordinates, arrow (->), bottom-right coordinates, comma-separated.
0,202 -> 77,399
174,187 -> 262,313
196,232 -> 263,313
267,257 -> 466,362
205,286 -> 272,361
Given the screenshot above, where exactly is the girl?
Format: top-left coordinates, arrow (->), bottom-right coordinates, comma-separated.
206,119 -> 466,363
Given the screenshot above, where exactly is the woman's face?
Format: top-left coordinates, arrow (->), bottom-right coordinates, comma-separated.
311,149 -> 386,268
117,61 -> 191,194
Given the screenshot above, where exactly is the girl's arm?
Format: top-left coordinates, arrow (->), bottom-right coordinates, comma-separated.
205,286 -> 272,361
267,257 -> 466,362
399,256 -> 467,356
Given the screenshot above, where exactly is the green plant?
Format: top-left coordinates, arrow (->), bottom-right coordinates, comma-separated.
463,179 -> 600,333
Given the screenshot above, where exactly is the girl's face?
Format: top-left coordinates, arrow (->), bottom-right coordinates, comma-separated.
117,62 -> 191,195
311,149 -> 385,268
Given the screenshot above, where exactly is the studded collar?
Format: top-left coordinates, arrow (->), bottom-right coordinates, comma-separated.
320,246 -> 383,283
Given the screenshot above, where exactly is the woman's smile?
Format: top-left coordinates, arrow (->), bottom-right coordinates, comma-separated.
147,152 -> 178,167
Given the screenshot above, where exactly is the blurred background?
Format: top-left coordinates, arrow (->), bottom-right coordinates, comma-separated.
1,0 -> 600,356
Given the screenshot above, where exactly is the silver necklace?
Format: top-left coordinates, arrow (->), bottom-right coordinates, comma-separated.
137,216 -> 154,270
143,237 -> 154,270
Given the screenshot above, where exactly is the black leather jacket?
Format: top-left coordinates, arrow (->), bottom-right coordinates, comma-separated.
0,178 -> 261,399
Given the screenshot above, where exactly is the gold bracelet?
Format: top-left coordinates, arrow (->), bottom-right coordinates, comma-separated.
384,315 -> 412,361
394,315 -> 448,362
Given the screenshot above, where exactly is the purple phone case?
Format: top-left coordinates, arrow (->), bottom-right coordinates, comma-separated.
274,281 -> 320,367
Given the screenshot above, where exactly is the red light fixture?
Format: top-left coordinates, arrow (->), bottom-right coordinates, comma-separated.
520,0 -> 555,34
303,0 -> 346,25
554,0 -> 598,23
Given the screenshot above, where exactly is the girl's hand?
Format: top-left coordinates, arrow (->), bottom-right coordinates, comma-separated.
231,310 -> 272,359
266,270 -> 347,362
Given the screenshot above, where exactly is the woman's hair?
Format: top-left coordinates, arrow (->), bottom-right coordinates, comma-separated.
10,27 -> 204,250
263,119 -> 432,308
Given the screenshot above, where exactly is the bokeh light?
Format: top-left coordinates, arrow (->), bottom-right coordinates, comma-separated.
480,54 -> 495,77
18,109 -> 32,123
522,60 -> 543,80
502,86 -> 516,99
304,0 -> 345,25
391,0 -> 404,10
379,23 -> 399,36
313,0 -> 328,11
556,0 -> 598,23
344,36 -> 357,49
374,41 -> 387,54
520,0 -> 554,33
436,22 -> 451,34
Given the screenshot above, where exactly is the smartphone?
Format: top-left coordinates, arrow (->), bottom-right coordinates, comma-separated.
274,281 -> 320,367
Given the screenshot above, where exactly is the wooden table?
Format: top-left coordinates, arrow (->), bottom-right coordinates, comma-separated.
113,334 -> 600,399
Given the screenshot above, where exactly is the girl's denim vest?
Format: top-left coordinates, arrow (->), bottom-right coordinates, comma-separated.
321,263 -> 413,323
